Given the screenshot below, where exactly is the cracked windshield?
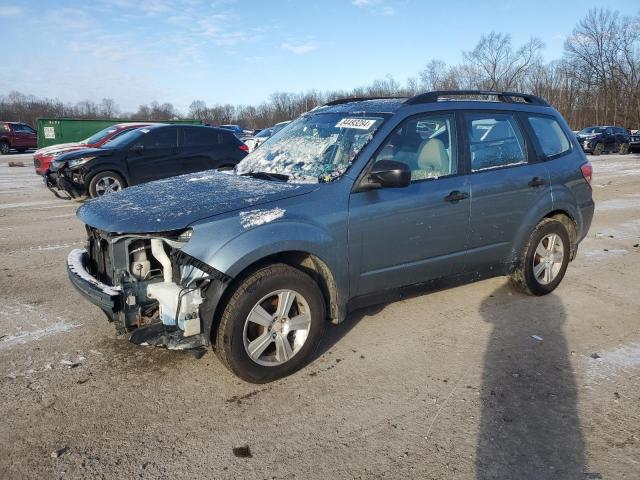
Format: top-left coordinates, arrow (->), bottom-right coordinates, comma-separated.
236,113 -> 385,183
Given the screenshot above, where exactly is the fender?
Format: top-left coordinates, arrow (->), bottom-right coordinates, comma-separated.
84,163 -> 130,185
183,217 -> 349,311
508,193 -> 557,267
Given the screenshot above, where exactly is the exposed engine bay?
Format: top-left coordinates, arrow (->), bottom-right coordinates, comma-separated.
80,226 -> 228,350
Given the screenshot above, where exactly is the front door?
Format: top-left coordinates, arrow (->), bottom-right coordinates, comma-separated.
463,111 -> 552,272
349,112 -> 470,297
127,127 -> 179,184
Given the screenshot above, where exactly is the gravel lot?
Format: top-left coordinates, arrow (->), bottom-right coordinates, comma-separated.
1,152 -> 639,479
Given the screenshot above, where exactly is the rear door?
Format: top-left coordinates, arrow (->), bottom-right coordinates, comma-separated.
464,111 -> 551,273
348,112 -> 471,297
21,124 -> 38,148
127,127 -> 179,184
178,127 -> 225,172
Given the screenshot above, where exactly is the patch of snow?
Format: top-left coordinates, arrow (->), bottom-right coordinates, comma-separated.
582,248 -> 629,259
67,248 -> 121,296
586,343 -> 640,382
0,321 -> 79,351
595,194 -> 640,212
239,207 -> 286,229
595,219 -> 640,240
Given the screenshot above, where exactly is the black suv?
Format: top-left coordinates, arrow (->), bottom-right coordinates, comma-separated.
45,124 -> 248,198
576,125 -> 631,155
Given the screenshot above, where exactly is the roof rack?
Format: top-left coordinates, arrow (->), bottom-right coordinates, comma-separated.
405,90 -> 549,107
323,96 -> 405,107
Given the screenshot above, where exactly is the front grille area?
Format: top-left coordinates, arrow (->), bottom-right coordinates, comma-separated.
34,158 -> 40,168
86,228 -> 114,285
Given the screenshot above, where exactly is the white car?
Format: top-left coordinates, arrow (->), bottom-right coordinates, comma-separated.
244,121 -> 290,152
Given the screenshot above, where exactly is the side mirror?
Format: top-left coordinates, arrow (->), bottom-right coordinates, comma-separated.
368,160 -> 411,188
132,144 -> 144,154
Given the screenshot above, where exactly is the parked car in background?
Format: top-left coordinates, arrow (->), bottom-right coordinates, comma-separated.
576,125 -> 631,155
0,122 -> 37,154
629,129 -> 640,153
33,123 -> 152,176
243,121 -> 291,152
45,124 -> 248,198
66,90 -> 593,383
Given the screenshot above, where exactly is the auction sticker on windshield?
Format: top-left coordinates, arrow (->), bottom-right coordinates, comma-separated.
335,118 -> 377,130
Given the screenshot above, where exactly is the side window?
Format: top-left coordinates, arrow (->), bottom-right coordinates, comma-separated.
23,125 -> 36,134
527,115 -> 571,158
465,113 -> 526,172
184,128 -> 219,147
142,128 -> 177,149
373,113 -> 457,181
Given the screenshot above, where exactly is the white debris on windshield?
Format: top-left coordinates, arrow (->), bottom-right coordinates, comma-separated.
236,113 -> 384,183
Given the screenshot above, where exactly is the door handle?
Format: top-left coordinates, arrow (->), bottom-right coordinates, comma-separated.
528,176 -> 547,187
444,190 -> 469,202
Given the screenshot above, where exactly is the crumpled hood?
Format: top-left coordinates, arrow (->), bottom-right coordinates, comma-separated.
77,171 -> 317,233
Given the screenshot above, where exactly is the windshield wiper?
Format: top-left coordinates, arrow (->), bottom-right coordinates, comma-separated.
241,171 -> 290,182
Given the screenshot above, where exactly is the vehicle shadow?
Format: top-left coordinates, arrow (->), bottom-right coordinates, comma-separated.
476,285 -> 586,479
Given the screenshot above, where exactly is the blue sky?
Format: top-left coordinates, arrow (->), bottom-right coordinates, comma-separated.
0,0 -> 638,113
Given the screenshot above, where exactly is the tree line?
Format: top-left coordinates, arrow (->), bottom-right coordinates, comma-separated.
1,8 -> 638,131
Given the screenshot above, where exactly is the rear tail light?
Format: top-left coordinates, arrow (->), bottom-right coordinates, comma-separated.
239,144 -> 249,152
580,162 -> 593,185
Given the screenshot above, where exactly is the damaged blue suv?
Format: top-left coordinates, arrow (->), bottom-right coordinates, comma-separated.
67,91 -> 594,383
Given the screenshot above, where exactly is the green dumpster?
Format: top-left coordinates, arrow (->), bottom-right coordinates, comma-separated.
36,118 -> 203,149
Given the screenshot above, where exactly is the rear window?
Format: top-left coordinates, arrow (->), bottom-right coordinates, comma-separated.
184,127 -> 220,147
527,116 -> 571,158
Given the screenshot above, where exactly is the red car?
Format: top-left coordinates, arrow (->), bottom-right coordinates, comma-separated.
0,122 -> 38,154
33,123 -> 152,176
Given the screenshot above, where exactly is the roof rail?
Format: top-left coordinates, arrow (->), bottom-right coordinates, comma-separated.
323,96 -> 405,107
405,90 -> 549,107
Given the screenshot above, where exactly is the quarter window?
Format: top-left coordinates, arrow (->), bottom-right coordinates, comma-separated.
465,113 -> 527,172
184,127 -> 219,147
373,114 -> 457,181
527,115 -> 571,158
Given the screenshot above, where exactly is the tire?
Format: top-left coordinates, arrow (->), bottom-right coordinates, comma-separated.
619,143 -> 630,155
0,142 -> 9,155
509,218 -> 570,296
592,142 -> 604,155
88,171 -> 126,198
216,263 -> 326,383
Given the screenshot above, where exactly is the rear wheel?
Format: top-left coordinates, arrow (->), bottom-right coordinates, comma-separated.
88,171 -> 126,198
216,263 -> 326,383
619,142 -> 630,155
0,142 -> 9,155
592,142 -> 604,155
510,218 -> 570,296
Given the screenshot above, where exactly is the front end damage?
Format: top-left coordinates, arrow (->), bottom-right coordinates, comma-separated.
44,164 -> 88,199
67,226 -> 230,350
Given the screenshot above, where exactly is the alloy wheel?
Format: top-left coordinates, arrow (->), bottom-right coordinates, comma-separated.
94,176 -> 123,196
532,233 -> 564,285
243,289 -> 312,366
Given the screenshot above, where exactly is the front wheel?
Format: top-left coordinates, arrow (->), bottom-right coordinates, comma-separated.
619,142 -> 630,155
216,263 -> 326,383
88,171 -> 126,198
0,142 -> 9,155
510,218 -> 570,296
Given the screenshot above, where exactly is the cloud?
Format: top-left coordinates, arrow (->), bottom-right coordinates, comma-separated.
281,42 -> 318,54
0,4 -> 23,16
352,0 -> 396,16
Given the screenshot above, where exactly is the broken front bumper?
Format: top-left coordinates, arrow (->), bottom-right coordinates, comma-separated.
44,169 -> 84,199
67,248 -> 122,316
